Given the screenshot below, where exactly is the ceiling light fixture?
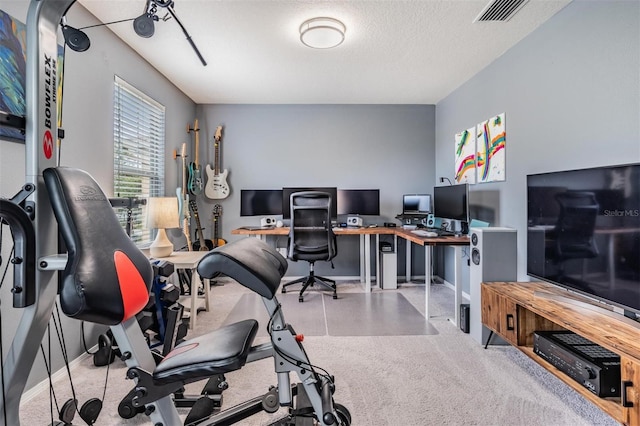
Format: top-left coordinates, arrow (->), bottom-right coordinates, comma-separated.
299,17 -> 346,49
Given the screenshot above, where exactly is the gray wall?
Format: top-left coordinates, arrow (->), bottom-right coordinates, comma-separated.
436,0 -> 640,293
0,3 -> 196,392
194,104 -> 436,276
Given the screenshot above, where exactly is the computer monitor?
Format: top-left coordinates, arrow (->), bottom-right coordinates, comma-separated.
337,189 -> 380,215
240,189 -> 283,216
282,187 -> 338,219
402,194 -> 431,215
433,184 -> 469,222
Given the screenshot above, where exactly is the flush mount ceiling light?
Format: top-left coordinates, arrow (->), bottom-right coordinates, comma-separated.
299,17 -> 346,49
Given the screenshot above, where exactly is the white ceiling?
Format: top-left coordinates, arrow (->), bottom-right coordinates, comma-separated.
77,0 -> 572,104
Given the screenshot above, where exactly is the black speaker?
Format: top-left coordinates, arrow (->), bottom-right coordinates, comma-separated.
460,304 -> 470,333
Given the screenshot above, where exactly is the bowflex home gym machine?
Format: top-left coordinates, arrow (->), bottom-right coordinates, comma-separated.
0,1 -> 351,424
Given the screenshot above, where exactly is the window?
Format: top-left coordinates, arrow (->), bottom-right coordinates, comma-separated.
113,76 -> 165,245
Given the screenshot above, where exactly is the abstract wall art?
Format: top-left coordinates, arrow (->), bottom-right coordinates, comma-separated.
454,127 -> 476,184
475,113 -> 506,183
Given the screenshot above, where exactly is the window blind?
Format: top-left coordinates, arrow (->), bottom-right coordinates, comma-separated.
113,76 -> 165,245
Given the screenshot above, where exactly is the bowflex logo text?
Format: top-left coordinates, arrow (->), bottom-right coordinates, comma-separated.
75,185 -> 106,202
42,54 -> 57,159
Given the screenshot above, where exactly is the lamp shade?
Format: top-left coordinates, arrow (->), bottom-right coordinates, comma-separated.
146,197 -> 179,258
299,17 -> 346,49
146,197 -> 180,229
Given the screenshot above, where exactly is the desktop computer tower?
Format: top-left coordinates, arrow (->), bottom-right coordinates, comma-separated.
460,303 -> 470,333
469,227 -> 517,345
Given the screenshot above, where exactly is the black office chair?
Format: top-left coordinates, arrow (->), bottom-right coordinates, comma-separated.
551,191 -> 599,279
281,191 -> 338,302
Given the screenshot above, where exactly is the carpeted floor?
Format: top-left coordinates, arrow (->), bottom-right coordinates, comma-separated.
19,280 -> 620,425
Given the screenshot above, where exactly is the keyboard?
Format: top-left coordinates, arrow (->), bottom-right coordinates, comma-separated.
411,230 -> 438,238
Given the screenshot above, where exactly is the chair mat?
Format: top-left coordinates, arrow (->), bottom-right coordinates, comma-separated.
224,290 -> 438,338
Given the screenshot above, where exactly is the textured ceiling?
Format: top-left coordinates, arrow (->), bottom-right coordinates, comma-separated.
77,0 -> 572,104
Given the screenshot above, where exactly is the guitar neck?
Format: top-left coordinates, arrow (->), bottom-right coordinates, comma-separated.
181,142 -> 188,198
194,119 -> 200,167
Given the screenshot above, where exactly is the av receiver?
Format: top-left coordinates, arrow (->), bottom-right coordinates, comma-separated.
533,330 -> 620,397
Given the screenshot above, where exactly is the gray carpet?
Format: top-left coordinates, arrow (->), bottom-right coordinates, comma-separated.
225,291 -> 438,338
19,281 -> 620,426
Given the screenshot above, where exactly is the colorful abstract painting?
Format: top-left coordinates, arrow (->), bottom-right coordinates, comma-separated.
476,113 -> 506,183
0,9 -> 27,141
454,127 -> 476,184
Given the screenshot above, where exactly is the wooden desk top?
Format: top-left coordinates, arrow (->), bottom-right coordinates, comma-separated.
232,226 -> 469,245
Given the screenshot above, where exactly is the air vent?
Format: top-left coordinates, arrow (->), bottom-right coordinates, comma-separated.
473,0 -> 529,22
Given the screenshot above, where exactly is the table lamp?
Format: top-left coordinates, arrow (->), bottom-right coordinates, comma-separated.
146,197 -> 180,258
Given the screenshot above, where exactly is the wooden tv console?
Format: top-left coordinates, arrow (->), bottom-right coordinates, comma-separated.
481,281 -> 640,425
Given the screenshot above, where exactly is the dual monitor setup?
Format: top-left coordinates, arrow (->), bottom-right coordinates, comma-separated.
400,185 -> 470,224
240,188 -> 379,219
240,184 -> 470,228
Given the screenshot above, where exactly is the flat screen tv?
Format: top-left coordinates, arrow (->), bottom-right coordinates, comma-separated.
402,194 -> 431,215
433,184 -> 468,222
527,163 -> 640,315
282,187 -> 338,219
338,189 -> 380,216
240,189 -> 283,216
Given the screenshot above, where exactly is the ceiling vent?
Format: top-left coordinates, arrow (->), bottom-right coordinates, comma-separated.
473,0 -> 529,22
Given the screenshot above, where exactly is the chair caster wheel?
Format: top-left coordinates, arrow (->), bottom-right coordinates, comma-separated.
281,288 -> 287,294
299,297 -> 304,302
333,294 -> 338,299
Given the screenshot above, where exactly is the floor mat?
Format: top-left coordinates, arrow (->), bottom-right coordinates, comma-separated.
224,290 -> 437,337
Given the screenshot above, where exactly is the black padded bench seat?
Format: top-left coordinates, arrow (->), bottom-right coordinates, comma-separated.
197,237 -> 287,300
153,319 -> 259,385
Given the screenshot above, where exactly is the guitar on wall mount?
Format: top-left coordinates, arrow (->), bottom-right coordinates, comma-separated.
204,126 -> 230,199
212,204 -> 227,248
189,200 -> 213,251
178,142 -> 192,251
187,119 -> 203,195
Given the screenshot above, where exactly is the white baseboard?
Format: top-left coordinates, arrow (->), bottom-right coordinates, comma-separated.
20,346 -> 96,407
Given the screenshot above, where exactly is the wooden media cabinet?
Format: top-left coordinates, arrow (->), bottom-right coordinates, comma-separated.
481,281 -> 640,425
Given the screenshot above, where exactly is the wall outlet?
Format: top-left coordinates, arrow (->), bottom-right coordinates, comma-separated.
278,247 -> 288,257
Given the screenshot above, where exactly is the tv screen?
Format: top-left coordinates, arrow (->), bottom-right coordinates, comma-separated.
402,194 -> 431,215
338,189 -> 380,215
433,184 -> 469,222
527,163 -> 640,314
240,189 -> 283,216
282,187 -> 338,219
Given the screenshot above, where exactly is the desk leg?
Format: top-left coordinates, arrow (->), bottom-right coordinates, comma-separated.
453,246 -> 462,328
359,234 -> 365,283
375,234 -> 381,289
365,234 -> 372,292
424,245 -> 431,320
406,239 -> 412,282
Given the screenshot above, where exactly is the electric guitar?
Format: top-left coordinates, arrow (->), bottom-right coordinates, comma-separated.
212,204 -> 227,248
190,200 -> 213,251
187,119 -> 203,195
178,142 -> 192,251
204,126 -> 230,199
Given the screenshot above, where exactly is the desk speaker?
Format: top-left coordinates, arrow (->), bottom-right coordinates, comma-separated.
347,216 -> 363,227
426,214 -> 441,228
261,217 -> 276,227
